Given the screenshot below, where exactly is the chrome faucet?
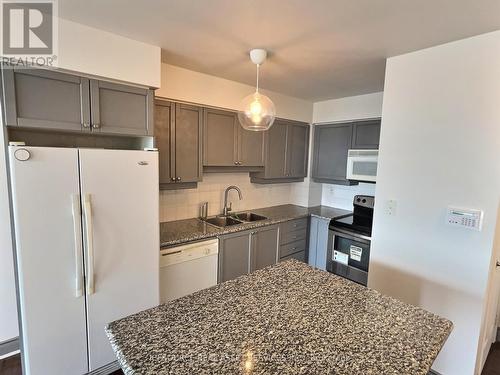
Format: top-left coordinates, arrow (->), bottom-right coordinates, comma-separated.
222,185 -> 243,216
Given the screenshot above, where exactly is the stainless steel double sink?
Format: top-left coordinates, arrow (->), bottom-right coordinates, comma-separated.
202,212 -> 268,228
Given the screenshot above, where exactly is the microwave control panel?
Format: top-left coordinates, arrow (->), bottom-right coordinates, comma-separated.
446,206 -> 483,231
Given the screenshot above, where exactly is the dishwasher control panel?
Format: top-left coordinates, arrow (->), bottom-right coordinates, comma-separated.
160,239 -> 219,267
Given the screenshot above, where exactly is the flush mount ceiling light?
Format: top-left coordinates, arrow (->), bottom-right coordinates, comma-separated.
238,49 -> 276,132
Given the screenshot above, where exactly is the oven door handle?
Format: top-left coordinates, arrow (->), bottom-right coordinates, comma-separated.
329,227 -> 372,243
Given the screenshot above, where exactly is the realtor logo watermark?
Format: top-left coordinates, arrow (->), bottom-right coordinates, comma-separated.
1,0 -> 58,67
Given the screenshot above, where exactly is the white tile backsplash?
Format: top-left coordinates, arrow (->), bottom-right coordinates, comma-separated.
321,183 -> 376,211
160,173 -> 300,222
160,174 -> 376,222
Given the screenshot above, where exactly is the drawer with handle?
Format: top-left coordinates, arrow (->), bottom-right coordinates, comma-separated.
280,227 -> 307,245
280,218 -> 308,234
279,238 -> 307,258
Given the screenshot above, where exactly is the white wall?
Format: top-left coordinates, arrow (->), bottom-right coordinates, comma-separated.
58,19 -> 161,88
313,92 -> 383,124
156,63 -> 313,122
369,31 -> 500,375
0,111 -> 18,345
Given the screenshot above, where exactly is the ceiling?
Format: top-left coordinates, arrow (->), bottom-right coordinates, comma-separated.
59,0 -> 500,101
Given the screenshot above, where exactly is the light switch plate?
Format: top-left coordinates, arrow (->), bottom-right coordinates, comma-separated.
385,199 -> 397,216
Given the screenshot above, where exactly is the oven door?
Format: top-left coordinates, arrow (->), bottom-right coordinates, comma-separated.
327,228 -> 371,286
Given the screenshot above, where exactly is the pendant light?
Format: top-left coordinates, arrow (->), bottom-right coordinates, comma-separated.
238,49 -> 276,131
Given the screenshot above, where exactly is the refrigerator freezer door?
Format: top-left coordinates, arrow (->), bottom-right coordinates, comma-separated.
9,146 -> 88,375
78,149 -> 159,371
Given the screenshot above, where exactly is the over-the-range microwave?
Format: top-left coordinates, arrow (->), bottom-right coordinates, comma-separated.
346,149 -> 378,182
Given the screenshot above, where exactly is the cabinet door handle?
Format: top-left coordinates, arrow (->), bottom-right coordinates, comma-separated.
92,123 -> 100,129
234,161 -> 238,165
171,177 -> 176,182
82,122 -> 90,128
176,177 -> 181,181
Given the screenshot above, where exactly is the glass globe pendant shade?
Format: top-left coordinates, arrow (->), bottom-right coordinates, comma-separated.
238,91 -> 276,131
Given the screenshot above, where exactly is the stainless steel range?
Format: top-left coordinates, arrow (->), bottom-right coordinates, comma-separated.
327,195 -> 374,286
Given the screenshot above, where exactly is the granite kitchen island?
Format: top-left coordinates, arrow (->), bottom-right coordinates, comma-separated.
106,260 -> 452,375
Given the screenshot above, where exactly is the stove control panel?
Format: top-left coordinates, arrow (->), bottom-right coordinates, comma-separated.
354,195 -> 375,209
447,206 -> 483,231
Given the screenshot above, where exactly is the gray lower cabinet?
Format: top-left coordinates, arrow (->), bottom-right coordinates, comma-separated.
155,100 -> 202,187
203,108 -> 264,168
1,68 -> 90,131
251,119 -> 309,183
312,119 -> 381,185
308,216 -> 330,270
218,230 -> 251,283
218,225 -> 279,283
1,66 -> 153,136
278,218 -> 309,262
251,225 -> 279,271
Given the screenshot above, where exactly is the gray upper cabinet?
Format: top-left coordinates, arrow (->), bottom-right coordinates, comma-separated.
251,225 -> 279,272
1,68 -> 90,131
251,119 -> 309,183
203,108 -> 264,168
239,127 -> 265,167
263,120 -> 288,178
203,108 -> 238,166
312,119 -> 381,185
352,119 -> 381,149
287,123 -> 309,178
218,230 -> 251,283
90,80 -> 153,136
1,66 -> 153,137
155,100 -> 202,187
312,123 -> 353,184
174,103 -> 203,183
154,100 -> 173,185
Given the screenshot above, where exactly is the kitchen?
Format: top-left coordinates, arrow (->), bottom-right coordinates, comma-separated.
0,2 -> 499,375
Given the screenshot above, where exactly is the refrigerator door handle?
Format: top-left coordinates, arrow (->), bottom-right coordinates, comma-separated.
83,194 -> 95,295
71,194 -> 84,298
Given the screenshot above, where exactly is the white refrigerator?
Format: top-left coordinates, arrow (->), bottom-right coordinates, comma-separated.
8,146 -> 159,375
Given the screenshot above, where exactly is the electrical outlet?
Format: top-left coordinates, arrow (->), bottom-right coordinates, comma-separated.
385,199 -> 397,216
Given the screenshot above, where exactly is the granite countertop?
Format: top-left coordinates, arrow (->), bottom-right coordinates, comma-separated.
106,260 -> 452,375
160,204 -> 350,248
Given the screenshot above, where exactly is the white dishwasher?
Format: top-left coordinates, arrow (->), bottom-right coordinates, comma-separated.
159,238 -> 219,303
